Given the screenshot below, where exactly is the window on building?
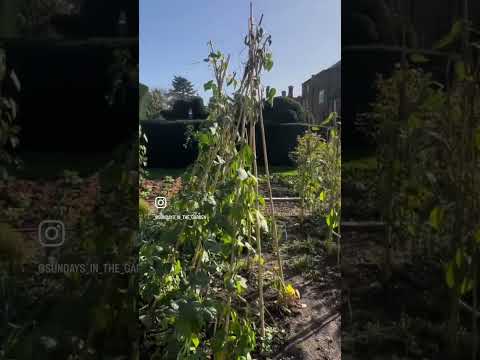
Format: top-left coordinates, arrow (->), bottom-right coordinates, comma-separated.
319,89 -> 325,104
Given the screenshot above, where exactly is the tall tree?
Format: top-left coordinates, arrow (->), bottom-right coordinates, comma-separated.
169,75 -> 196,100
145,88 -> 167,119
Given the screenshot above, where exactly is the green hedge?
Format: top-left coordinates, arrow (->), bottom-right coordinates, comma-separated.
161,97 -> 208,120
2,39 -> 138,151
256,122 -> 310,165
143,120 -> 310,168
142,119 -> 204,168
263,96 -> 306,123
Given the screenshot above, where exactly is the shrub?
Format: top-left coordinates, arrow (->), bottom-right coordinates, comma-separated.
141,119 -> 204,168
139,198 -> 150,219
162,96 -> 209,120
0,222 -> 28,265
258,122 -> 309,165
263,96 -> 306,123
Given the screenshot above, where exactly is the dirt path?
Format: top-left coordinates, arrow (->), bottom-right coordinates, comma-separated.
267,214 -> 341,360
272,274 -> 340,360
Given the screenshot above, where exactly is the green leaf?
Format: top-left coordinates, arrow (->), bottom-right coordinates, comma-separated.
410,53 -> 429,64
429,207 -> 444,231
319,191 -> 326,201
191,335 -> 200,348
264,53 -> 274,71
454,61 -> 466,81
434,20 -> 463,49
460,278 -> 473,296
475,228 -> 480,244
321,112 -> 337,126
267,87 -> 276,106
234,275 -> 248,295
455,248 -> 463,268
227,74 -> 236,87
204,80 -> 214,91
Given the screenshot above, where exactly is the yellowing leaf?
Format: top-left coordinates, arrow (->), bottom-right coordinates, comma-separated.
254,255 -> 265,265
429,207 -> 444,231
319,191 -> 326,201
191,335 -> 200,348
283,283 -> 300,300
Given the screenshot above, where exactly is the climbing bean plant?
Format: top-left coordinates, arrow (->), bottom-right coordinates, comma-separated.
139,10 -> 284,359
291,114 -> 341,255
369,16 -> 480,359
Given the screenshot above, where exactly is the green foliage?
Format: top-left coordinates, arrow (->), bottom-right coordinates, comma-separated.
0,222 -> 27,264
162,97 -> 209,120
105,49 -> 136,108
291,116 -> 341,226
139,14 -> 278,358
0,48 -> 21,179
142,119 -> 310,168
141,119 -> 203,168
169,75 -> 197,101
144,88 -> 168,120
263,96 -> 306,123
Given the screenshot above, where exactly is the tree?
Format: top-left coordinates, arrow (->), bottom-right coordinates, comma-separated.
145,88 -> 167,119
168,75 -> 196,101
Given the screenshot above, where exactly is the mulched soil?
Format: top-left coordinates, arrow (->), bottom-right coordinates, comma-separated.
341,228 -> 477,360
0,175 -> 100,264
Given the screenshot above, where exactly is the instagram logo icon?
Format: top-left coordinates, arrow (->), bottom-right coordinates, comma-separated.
154,196 -> 167,209
38,220 -> 65,247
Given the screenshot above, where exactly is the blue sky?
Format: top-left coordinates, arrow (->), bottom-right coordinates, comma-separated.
140,0 -> 340,102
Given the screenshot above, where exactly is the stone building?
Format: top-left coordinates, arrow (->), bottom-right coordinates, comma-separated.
301,61 -> 341,123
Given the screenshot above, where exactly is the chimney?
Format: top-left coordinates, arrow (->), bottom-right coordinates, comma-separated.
281,90 -> 286,97
288,85 -> 293,98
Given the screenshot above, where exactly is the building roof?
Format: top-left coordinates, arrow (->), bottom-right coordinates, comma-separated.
303,60 -> 341,85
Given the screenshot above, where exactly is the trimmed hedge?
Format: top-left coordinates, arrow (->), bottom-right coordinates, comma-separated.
2,39 -> 138,151
142,119 -> 204,168
143,119 -> 310,168
161,96 -> 208,120
263,96 -> 306,124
